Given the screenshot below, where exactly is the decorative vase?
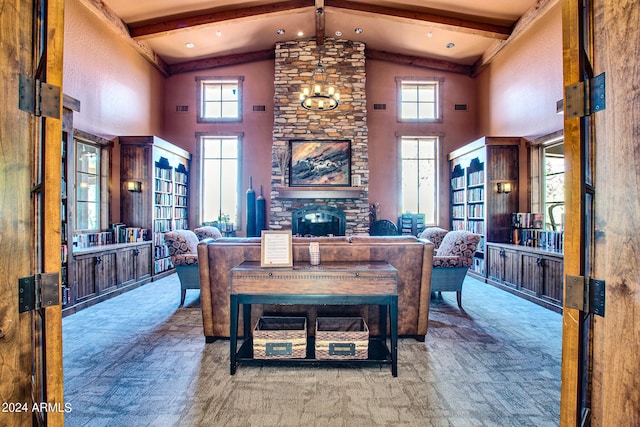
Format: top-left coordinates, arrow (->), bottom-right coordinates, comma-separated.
246,177 -> 256,237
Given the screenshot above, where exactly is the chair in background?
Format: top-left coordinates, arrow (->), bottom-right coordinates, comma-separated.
429,230 -> 481,309
370,219 -> 399,236
419,227 -> 449,252
163,229 -> 200,306
194,225 -> 222,241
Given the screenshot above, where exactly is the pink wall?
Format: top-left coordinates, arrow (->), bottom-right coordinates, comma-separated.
476,3 -> 564,139
163,61 -> 275,230
63,0 -> 166,223
366,60 -> 477,226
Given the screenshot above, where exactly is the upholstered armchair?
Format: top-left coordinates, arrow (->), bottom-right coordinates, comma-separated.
430,230 -> 481,308
419,227 -> 448,253
163,229 -> 200,306
194,226 -> 222,241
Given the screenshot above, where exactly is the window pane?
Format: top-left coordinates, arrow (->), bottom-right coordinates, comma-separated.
201,136 -> 240,226
402,139 -> 418,159
402,160 -> 419,213
204,84 -> 221,101
418,102 -> 435,119
221,84 -> 238,101
221,102 -> 238,118
401,103 -> 418,120
221,139 -> 238,157
401,137 -> 438,225
401,85 -> 418,101
418,85 -> 435,100
77,143 -> 99,173
204,102 -> 222,118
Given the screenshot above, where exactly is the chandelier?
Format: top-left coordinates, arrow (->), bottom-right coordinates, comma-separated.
299,54 -> 340,111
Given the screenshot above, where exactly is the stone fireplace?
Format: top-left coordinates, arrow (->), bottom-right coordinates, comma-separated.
292,205 -> 346,236
269,39 -> 369,235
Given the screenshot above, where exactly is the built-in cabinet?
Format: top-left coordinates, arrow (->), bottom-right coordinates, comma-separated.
448,137 -> 521,279
119,136 -> 191,278
486,242 -> 563,312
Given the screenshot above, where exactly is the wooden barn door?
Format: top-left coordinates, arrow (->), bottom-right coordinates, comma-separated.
0,0 -> 65,425
561,0 -> 640,425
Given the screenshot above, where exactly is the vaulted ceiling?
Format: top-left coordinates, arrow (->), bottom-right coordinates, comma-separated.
79,0 -> 557,76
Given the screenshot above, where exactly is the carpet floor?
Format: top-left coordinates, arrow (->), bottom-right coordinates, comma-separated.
63,273 -> 561,426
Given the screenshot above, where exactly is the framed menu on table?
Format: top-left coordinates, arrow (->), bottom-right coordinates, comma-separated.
260,230 -> 293,267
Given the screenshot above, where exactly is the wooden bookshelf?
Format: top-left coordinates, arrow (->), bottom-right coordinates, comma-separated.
448,137 -> 522,279
119,136 -> 191,278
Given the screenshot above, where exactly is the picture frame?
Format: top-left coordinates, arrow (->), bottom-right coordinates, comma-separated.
289,139 -> 351,186
260,230 -> 293,267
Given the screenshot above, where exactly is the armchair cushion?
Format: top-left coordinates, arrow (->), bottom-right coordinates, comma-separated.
194,226 -> 222,241
164,230 -> 199,262
419,227 -> 448,251
433,230 -> 481,268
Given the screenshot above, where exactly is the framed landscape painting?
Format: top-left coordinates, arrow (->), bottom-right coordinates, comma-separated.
289,139 -> 351,186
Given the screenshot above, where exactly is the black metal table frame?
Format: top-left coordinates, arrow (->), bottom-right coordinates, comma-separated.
230,293 -> 398,376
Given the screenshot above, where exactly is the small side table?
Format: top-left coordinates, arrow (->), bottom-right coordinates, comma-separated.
229,261 -> 399,376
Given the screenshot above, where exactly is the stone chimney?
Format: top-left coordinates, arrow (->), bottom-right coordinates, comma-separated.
270,39 -> 370,235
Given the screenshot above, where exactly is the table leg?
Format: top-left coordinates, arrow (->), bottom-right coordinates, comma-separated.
243,303 -> 252,338
230,294 -> 239,375
379,305 -> 388,343
390,296 -> 398,377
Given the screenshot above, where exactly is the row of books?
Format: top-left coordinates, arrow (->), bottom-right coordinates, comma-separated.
111,223 -> 150,243
174,171 -> 188,184
73,231 -> 114,248
154,166 -> 172,180
154,179 -> 172,193
467,170 -> 484,186
174,183 -> 188,195
512,212 -> 543,229
512,229 -> 564,253
154,257 -> 173,274
451,175 -> 465,190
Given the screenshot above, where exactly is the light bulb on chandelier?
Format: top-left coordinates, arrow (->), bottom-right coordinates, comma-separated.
299,56 -> 340,111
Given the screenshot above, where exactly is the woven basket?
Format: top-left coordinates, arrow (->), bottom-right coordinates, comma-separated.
253,317 -> 307,359
315,317 -> 369,360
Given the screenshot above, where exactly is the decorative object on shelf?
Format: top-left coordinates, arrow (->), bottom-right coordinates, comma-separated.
274,145 -> 290,187
351,174 -> 361,187
256,185 -> 266,233
299,46 -> 339,111
246,177 -> 256,237
496,182 -> 512,193
289,139 -> 351,186
125,180 -> 142,192
369,202 -> 380,229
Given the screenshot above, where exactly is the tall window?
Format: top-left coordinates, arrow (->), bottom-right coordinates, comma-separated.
400,136 -> 438,225
543,143 -> 565,231
76,140 -> 100,230
196,76 -> 243,122
397,78 -> 443,122
200,136 -> 240,226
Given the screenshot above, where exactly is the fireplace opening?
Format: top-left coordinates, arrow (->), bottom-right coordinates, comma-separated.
292,205 -> 346,236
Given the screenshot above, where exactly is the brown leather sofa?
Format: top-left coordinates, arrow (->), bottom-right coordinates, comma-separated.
197,235 -> 434,342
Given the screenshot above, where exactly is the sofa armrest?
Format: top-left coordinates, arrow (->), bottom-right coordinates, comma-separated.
197,240 -> 215,338
417,240 -> 434,339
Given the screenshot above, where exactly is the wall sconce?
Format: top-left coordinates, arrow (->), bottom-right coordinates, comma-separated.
496,182 -> 512,194
126,181 -> 142,192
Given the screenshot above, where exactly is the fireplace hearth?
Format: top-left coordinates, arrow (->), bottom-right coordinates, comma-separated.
292,205 -> 346,236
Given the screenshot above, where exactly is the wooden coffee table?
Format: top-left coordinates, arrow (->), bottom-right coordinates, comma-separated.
229,261 -> 399,376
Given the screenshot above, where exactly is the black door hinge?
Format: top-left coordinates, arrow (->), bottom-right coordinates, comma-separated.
565,72 -> 606,118
18,75 -> 61,119
565,275 -> 605,317
18,273 -> 60,313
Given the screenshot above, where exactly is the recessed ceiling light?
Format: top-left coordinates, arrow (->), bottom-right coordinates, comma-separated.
276,29 -> 285,35
354,28 -> 363,34
185,42 -> 194,49
427,31 -> 433,38
335,31 -> 342,37
446,42 -> 455,49
297,31 -> 304,37
216,31 -> 222,37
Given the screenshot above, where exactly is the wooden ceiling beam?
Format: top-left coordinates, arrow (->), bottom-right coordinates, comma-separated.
75,0 -> 170,76
324,0 -> 513,40
129,0 -> 314,39
167,49 -> 275,75
365,48 -> 473,76
315,0 -> 325,45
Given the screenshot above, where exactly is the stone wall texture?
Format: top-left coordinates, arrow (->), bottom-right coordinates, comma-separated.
270,39 -> 369,235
